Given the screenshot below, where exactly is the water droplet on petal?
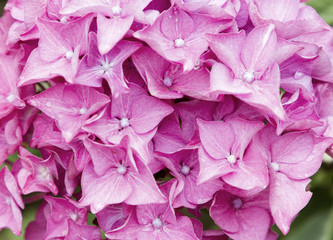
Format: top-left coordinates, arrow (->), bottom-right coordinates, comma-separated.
174,38 -> 185,48
65,51 -> 74,60
120,118 -> 130,128
112,5 -> 122,16
6,94 -> 16,103
227,155 -> 237,164
271,162 -> 279,172
117,165 -> 127,175
232,198 -> 242,209
242,71 -> 255,83
46,101 -> 52,107
163,77 -> 173,87
152,218 -> 163,229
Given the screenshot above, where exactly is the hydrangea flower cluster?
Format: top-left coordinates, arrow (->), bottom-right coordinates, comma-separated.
1,0 -> 333,239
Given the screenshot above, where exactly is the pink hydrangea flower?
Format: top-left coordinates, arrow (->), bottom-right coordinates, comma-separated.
18,15 -> 93,86
12,146 -> 58,195
83,83 -> 173,162
28,83 -> 110,142
75,32 -> 141,96
133,46 -> 213,100
208,24 -> 292,120
210,190 -> 272,240
79,138 -> 166,213
248,0 -> 330,39
197,118 -> 268,192
0,167 -> 24,236
106,182 -> 200,240
257,126 -> 333,234
134,5 -> 233,71
60,0 -> 154,54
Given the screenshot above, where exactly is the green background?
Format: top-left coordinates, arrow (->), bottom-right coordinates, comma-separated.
0,0 -> 333,239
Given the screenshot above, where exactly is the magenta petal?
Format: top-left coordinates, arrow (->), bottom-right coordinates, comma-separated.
256,0 -> 299,22
228,118 -> 264,158
83,139 -> 124,176
79,163 -> 133,213
197,119 -> 235,159
130,95 -> 174,134
197,147 -> 234,184
0,167 -> 23,236
96,204 -> 129,232
65,219 -> 101,240
210,63 -> 252,95
18,49 -> 76,86
207,31 -> 246,77
134,6 -> 230,71
210,191 -> 240,234
241,24 -> 277,77
153,115 -> 187,154
227,206 -> 271,240
223,140 -> 269,191
28,84 -> 110,142
173,67 -> 213,101
237,64 -> 287,120
97,14 -> 134,55
271,132 -> 314,164
277,136 -> 333,180
125,159 -> 166,205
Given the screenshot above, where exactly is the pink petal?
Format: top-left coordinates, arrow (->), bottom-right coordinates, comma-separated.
197,119 -> 235,159
207,31 -> 246,77
241,24 -> 277,77
79,163 -> 133,213
197,147 -> 234,185
97,14 -> 134,55
269,172 -> 312,235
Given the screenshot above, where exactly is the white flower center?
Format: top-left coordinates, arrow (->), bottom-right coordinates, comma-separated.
65,51 -> 74,60
60,17 -> 68,23
174,38 -> 185,48
38,166 -> 50,180
180,165 -> 190,176
120,118 -> 130,128
152,218 -> 163,229
101,62 -> 112,72
271,162 -> 279,172
70,212 -> 79,221
227,155 -> 237,164
242,71 -> 255,83
294,71 -> 304,80
232,198 -> 242,209
79,107 -> 87,115
117,165 -> 127,175
112,5 -> 122,15
6,94 -> 16,103
193,60 -> 201,70
163,77 -> 173,87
